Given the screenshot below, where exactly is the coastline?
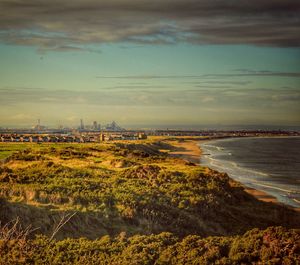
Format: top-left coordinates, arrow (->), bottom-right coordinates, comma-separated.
167,138 -> 299,209
167,138 -> 202,165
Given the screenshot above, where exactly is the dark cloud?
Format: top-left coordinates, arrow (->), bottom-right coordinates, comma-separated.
96,71 -> 300,79
0,0 -> 299,49
102,85 -> 167,90
188,81 -> 252,85
38,45 -> 101,53
205,71 -> 300,78
96,75 -> 201,79
194,85 -> 232,89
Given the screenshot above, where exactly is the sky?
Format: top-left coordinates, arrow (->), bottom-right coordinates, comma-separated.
0,0 -> 300,129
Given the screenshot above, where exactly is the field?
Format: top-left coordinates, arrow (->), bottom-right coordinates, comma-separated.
0,137 -> 299,264
0,143 -> 30,160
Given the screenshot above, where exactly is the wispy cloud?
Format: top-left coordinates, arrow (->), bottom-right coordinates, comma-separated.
96,70 -> 300,80
1,86 -> 299,108
1,86 -> 299,126
0,0 -> 299,50
194,85 -> 232,89
188,81 -> 252,86
37,45 -> 101,54
96,75 -> 201,79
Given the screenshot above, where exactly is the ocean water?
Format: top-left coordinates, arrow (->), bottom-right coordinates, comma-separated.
200,137 -> 300,208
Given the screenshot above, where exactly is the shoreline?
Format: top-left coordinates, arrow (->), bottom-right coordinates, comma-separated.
167,138 -> 299,210
167,138 -> 202,165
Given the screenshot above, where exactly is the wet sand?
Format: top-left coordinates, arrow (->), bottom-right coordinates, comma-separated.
167,138 -> 299,208
243,187 -> 278,203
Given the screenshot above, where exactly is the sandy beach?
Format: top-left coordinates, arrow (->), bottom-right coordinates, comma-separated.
167,138 -> 202,165
167,138 -> 300,209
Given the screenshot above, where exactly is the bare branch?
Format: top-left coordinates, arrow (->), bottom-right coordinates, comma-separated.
49,212 -> 77,241
0,217 -> 39,242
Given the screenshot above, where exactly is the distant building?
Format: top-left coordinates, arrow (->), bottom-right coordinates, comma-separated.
93,121 -> 98,131
33,119 -> 47,131
99,133 -> 105,141
105,121 -> 124,131
80,119 -> 84,130
138,133 -> 147,139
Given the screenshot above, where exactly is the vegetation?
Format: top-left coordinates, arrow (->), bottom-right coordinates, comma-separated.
0,143 -> 29,160
0,225 -> 299,265
0,138 -> 299,263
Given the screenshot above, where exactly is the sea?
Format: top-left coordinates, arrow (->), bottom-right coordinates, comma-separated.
200,137 -> 300,208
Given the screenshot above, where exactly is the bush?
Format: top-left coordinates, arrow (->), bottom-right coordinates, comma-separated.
0,227 -> 298,264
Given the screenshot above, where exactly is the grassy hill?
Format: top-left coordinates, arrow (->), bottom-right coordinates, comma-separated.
0,138 -> 299,263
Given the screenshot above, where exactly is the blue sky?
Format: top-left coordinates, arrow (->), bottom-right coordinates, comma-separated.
0,0 -> 299,129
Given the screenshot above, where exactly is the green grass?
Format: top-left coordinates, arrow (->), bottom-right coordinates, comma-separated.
0,140 -> 299,241
0,143 -> 30,159
0,138 -> 299,263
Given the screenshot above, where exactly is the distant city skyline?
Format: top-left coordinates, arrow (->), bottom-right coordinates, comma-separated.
1,119 -> 300,132
0,1 -> 299,128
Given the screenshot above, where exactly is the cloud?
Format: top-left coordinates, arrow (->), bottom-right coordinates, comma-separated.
1,86 -> 299,109
190,81 -> 252,86
0,0 -> 299,50
96,70 -> 300,80
201,96 -> 215,103
96,75 -> 201,79
10,113 -> 32,121
37,45 -> 101,54
1,86 -> 299,126
102,85 -> 167,90
195,85 -> 232,89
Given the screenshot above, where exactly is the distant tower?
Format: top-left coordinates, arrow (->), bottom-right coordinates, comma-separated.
93,121 -> 98,131
80,119 -> 84,130
35,119 -> 41,131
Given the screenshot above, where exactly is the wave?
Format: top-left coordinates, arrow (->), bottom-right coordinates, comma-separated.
203,153 -> 269,178
199,138 -> 300,207
251,182 -> 299,194
293,198 -> 300,204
